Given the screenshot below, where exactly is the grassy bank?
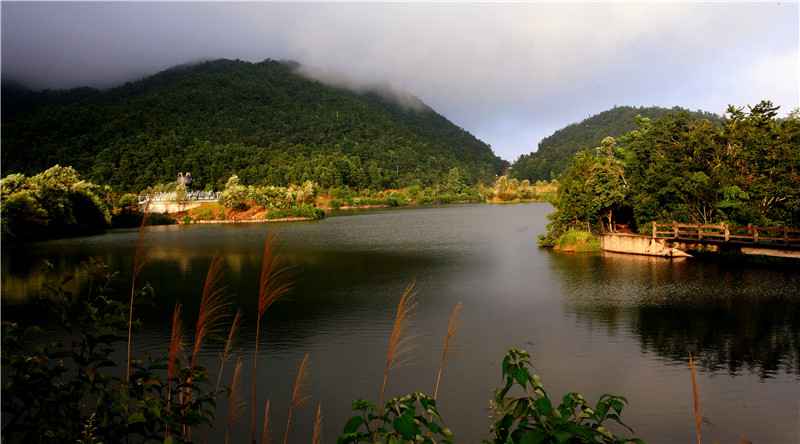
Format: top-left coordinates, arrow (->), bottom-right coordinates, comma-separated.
553,228 -> 601,252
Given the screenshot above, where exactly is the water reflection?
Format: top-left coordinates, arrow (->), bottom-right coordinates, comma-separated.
551,251 -> 800,378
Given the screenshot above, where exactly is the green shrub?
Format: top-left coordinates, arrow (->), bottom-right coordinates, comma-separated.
554,228 -> 601,252
487,348 -> 643,444
1,260 -> 223,443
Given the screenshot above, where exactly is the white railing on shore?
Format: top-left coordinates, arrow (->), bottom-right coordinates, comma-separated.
139,191 -> 220,204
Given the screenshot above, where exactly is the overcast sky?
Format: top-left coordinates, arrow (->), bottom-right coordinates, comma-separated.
2,2 -> 798,162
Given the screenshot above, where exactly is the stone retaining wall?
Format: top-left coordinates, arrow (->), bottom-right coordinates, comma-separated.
600,233 -> 691,257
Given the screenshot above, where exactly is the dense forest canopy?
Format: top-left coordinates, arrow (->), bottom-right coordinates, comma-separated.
2,59 -> 508,193
540,101 -> 800,245
510,106 -> 722,182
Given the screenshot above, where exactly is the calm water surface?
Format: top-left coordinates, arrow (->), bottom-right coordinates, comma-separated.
2,203 -> 799,443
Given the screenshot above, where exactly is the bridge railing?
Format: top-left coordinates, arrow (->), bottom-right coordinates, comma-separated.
652,221 -> 800,247
139,191 -> 220,204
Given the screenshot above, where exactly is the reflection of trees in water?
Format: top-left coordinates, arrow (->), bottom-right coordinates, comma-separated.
633,302 -> 799,379
550,251 -> 800,378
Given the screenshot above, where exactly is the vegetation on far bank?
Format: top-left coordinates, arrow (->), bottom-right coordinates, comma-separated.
0,164 -> 557,242
540,101 -> 800,247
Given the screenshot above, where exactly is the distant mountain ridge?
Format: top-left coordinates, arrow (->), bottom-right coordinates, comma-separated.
511,105 -> 722,182
2,58 -> 507,192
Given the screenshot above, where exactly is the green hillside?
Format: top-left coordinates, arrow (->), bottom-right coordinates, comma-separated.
511,106 -> 721,182
2,59 -> 507,192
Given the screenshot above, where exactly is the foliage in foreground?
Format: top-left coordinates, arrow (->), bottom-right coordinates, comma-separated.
1,260 -> 224,443
487,348 -> 642,444
338,348 -> 643,443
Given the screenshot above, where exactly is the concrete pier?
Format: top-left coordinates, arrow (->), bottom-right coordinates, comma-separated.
600,233 -> 691,257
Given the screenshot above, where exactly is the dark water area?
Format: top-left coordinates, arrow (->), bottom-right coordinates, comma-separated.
2,203 -> 799,443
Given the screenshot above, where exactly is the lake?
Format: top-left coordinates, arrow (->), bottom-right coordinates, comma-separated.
2,203 -> 798,443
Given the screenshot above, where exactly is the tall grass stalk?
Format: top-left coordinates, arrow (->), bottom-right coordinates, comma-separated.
262,400 -> 271,444
225,360 -> 245,444
428,301 -> 464,428
186,254 -> 230,440
312,404 -> 323,444
689,351 -> 712,443
251,232 -> 294,442
690,351 -> 701,444
166,302 -> 185,439
126,198 -> 151,381
217,308 -> 244,390
375,282 -> 420,442
192,254 -> 230,365
433,301 -> 464,402
284,353 -> 311,444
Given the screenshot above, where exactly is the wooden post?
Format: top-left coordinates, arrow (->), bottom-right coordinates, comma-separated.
652,221 -> 657,239
752,225 -> 759,244
697,223 -> 703,240
723,223 -> 729,242
784,226 -> 790,246
673,221 -> 678,238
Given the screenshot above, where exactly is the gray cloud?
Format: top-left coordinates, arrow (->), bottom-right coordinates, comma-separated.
2,2 -> 797,161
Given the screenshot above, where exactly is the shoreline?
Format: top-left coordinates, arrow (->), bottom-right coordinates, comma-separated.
179,215 -> 316,224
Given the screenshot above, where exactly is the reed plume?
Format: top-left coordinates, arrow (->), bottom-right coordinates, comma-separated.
428,301 -> 464,429
251,231 -> 295,442
225,359 -> 246,444
434,301 -> 464,402
186,254 -> 230,441
217,308 -> 244,389
262,400 -> 271,444
312,404 -> 323,444
126,197 -> 152,381
284,353 -> 311,444
192,254 -> 230,365
376,282 -> 420,442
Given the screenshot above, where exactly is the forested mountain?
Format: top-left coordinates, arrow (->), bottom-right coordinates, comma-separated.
511,106 -> 721,182
2,59 -> 507,192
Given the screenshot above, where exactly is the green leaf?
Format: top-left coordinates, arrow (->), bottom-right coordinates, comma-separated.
343,415 -> 364,434
23,325 -> 44,338
534,396 -> 552,413
393,411 -> 415,439
594,401 -> 610,419
439,427 -> 454,441
518,431 -> 548,444
125,411 -> 147,425
514,367 -> 530,386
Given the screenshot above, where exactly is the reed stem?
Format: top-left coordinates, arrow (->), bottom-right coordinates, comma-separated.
284,353 -> 311,444
690,351 -> 701,444
251,232 -> 294,442
126,198 -> 151,382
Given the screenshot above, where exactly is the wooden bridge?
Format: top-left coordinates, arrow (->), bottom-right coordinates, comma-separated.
601,222 -> 800,259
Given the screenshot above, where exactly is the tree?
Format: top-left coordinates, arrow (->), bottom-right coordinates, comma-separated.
218,175 -> 248,211
0,165 -> 110,241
